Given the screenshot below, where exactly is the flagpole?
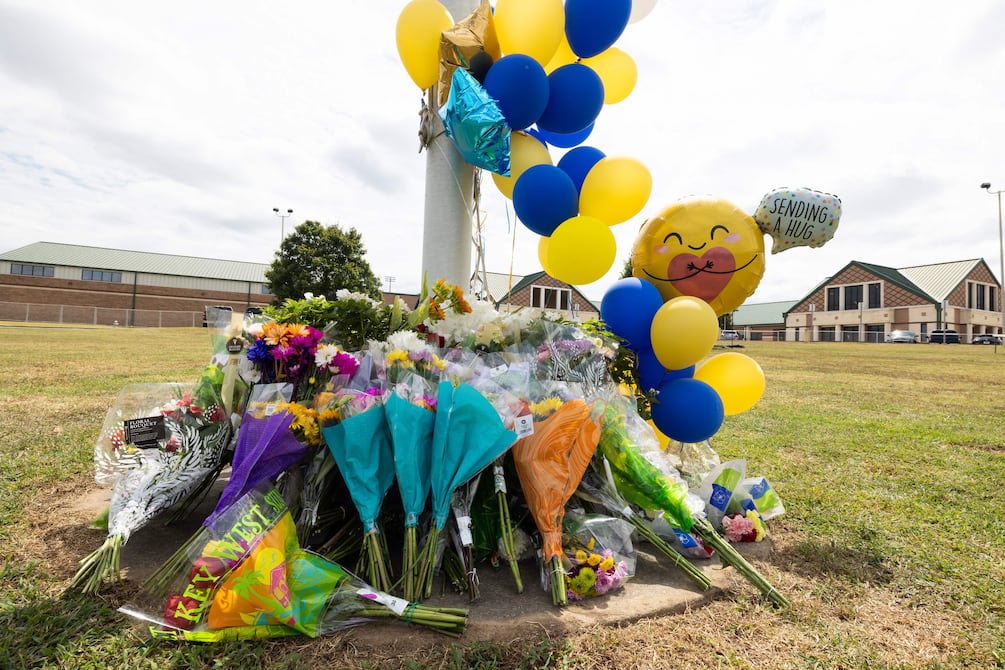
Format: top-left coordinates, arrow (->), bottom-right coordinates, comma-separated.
421,0 -> 479,290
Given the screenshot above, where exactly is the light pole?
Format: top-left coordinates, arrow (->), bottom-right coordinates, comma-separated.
273,207 -> 293,244
979,183 -> 1005,341
384,275 -> 396,294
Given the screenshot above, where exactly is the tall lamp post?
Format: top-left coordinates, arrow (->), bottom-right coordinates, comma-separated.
979,183 -> 1005,341
273,207 -> 293,244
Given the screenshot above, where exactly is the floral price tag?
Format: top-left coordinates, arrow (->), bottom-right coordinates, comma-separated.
356,588 -> 409,616
514,412 -> 534,438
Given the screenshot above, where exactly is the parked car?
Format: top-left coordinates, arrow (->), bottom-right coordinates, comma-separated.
885,330 -> 917,343
719,329 -> 743,341
928,329 -> 960,344
971,334 -> 1003,345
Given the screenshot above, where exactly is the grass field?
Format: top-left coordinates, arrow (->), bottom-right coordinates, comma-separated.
1,326 -> 1003,669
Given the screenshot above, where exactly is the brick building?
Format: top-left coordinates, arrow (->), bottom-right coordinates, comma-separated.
782,259 -> 1002,343
486,271 -> 599,322
0,241 -> 271,327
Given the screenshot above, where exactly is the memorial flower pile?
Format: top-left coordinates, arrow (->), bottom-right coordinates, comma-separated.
77,282 -> 789,644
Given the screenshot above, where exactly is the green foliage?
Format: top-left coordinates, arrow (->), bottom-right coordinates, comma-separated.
266,220 -> 382,303
264,292 -> 407,351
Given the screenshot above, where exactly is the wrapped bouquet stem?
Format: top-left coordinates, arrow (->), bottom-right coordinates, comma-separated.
597,394 -> 788,608
121,486 -> 468,640
416,382 -> 516,600
512,394 -> 603,606
69,382 -> 232,594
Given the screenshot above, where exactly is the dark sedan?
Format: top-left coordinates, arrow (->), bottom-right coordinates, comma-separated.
972,334 -> 1003,345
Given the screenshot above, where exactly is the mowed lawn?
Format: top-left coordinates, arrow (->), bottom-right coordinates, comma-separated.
0,326 -> 1003,669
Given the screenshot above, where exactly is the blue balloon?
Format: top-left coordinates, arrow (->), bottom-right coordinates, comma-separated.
536,64 -> 605,135
512,164 -> 579,237
600,277 -> 665,349
565,0 -> 632,58
636,347 -> 693,393
534,122 -> 594,148
482,54 -> 550,131
557,145 -> 605,193
650,378 -> 724,444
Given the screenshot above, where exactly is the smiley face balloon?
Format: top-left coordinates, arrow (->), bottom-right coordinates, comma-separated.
631,197 -> 765,316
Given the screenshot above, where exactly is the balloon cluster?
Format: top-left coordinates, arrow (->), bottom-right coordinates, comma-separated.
600,278 -> 766,445
395,0 -> 658,287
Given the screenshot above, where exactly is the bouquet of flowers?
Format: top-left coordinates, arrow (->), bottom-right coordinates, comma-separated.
244,321 -> 325,399
121,486 -> 468,641
511,382 -> 604,605
594,385 -> 789,607
70,381 -> 233,593
384,368 -> 438,601
415,381 -> 517,600
561,511 -> 636,601
318,361 -> 395,593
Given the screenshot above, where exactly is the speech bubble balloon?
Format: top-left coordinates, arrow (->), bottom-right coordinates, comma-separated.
754,187 -> 842,254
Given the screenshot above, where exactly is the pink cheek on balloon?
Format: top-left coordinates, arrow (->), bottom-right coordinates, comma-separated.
724,233 -> 741,244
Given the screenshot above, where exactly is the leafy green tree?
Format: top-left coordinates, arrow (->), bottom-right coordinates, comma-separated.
266,220 -> 382,302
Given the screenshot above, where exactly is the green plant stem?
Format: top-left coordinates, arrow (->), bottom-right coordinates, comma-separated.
401,525 -> 418,601
416,526 -> 442,600
67,534 -> 122,595
550,555 -> 567,606
691,516 -> 789,608
627,515 -> 711,590
357,603 -> 468,637
497,490 -> 523,593
364,530 -> 391,593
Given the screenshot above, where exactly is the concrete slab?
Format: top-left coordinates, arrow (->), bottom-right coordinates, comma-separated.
78,483 -> 767,646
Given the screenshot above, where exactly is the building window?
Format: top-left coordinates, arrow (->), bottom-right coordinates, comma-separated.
976,284 -> 986,310
82,269 -> 122,283
819,326 -> 836,342
991,286 -> 998,313
10,263 -> 54,277
261,285 -> 272,295
967,282 -> 974,308
844,284 -> 863,311
531,285 -> 571,310
826,287 -> 840,311
868,282 -> 881,308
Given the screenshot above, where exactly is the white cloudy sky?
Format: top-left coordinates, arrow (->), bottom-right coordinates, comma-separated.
2,0 -> 1004,303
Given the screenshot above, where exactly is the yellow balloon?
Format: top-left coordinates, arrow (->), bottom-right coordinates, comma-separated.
650,296 -> 719,370
395,0 -> 454,90
579,157 -> 652,225
647,419 -> 671,451
694,352 -> 765,416
544,34 -> 577,73
492,131 -> 552,199
582,47 -> 638,104
538,236 -> 553,275
631,196 -> 766,316
494,0 -> 565,65
544,216 -> 616,285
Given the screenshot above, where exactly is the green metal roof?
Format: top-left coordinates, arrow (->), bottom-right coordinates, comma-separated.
733,300 -> 798,326
1,241 -> 269,283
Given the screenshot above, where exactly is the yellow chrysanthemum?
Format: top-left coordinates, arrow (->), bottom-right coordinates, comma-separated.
386,349 -> 410,365
575,549 -> 589,565
747,510 -> 767,542
599,556 -> 615,571
587,552 -> 602,567
529,396 -> 562,419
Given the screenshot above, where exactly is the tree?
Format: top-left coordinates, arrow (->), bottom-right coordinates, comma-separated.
266,220 -> 382,302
